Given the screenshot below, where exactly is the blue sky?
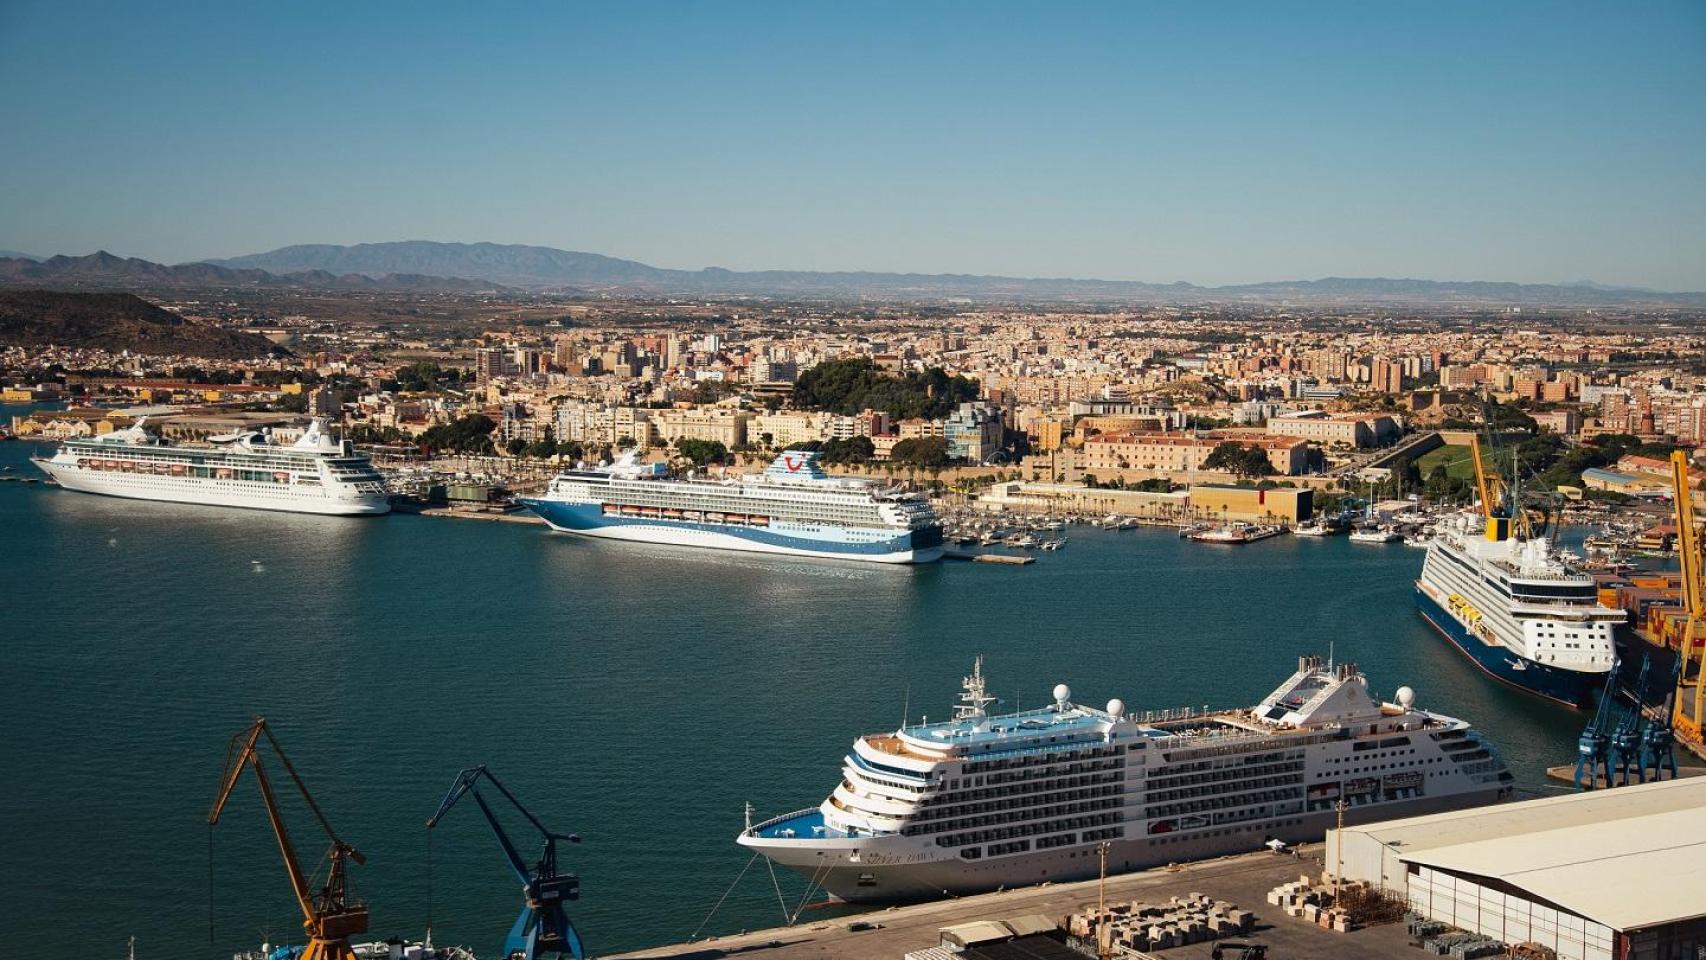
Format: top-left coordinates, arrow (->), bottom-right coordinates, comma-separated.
2,1 -> 1703,288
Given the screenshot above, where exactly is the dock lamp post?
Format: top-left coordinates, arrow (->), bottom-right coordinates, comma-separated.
1096,840 -> 1113,960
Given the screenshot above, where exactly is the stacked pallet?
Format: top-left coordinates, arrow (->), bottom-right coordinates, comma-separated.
1264,874 -> 1364,932
1404,912 -> 1514,958
1414,931 -> 1506,958
1065,894 -> 1254,953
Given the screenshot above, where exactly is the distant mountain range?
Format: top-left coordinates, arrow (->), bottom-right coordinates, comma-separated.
0,251 -> 508,294
0,290 -> 287,358
204,241 -> 1706,305
3,242 -> 1700,305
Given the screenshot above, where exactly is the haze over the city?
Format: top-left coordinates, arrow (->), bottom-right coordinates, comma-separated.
2,0 -> 1703,290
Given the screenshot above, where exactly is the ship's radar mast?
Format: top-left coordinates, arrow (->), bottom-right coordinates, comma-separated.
955,656 -> 997,720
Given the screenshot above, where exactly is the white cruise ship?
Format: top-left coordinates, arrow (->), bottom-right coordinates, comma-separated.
739,656 -> 1512,902
521,450 -> 944,563
1415,511 -> 1624,707
32,417 -> 391,515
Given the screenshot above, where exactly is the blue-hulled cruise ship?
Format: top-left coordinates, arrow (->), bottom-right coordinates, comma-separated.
739,656 -> 1512,903
1415,511 -> 1625,708
521,450 -> 944,563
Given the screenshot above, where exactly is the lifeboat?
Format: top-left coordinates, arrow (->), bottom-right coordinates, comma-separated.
749,515 -> 769,526
169,464 -> 187,476
601,504 -> 619,515
215,468 -> 234,479
273,471 -> 290,482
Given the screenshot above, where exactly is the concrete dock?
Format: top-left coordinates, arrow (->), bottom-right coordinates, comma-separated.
406,506 -> 545,524
941,548 -> 1035,564
607,845 -> 1413,959
1543,763 -> 1706,789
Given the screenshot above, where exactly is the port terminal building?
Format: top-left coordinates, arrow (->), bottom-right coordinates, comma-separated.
1327,777 -> 1706,960
977,482 -> 1312,524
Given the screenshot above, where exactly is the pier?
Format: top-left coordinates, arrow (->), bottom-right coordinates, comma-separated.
608,845 -> 1412,960
942,548 -> 1035,564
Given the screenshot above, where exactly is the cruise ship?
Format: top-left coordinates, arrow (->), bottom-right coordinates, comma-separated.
32,418 -> 391,515
1416,511 -> 1624,707
739,656 -> 1512,902
521,450 -> 944,563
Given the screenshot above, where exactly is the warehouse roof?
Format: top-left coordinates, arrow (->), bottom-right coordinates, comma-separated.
1581,467 -> 1639,484
1338,777 -> 1706,930
1400,805 -> 1706,929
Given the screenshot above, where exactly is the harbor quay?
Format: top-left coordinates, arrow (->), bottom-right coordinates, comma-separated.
608,845 -> 1410,960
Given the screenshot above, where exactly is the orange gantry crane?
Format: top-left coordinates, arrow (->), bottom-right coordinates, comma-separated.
1670,453 -> 1706,752
208,717 -> 369,960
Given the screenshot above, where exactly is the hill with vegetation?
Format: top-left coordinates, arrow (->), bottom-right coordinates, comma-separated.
0,290 -> 287,358
792,358 -> 979,420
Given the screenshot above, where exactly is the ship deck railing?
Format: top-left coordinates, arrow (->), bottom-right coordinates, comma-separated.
1507,601 -> 1627,619
744,806 -> 825,838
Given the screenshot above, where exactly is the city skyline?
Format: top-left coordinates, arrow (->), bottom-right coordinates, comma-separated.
2,1 -> 1704,289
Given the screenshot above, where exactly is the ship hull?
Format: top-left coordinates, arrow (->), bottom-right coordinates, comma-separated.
34,459 -> 391,516
1414,584 -> 1599,709
745,789 -> 1506,903
523,499 -> 943,564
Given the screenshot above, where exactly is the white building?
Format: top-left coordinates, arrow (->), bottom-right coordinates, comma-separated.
1328,777 -> 1706,960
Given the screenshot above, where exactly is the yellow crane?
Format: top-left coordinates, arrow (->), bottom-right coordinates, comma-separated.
208,718 -> 368,960
1468,432 -> 1543,541
1469,433 -> 1499,522
1670,452 -> 1706,750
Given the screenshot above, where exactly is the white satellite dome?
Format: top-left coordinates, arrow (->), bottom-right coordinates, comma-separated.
1053,683 -> 1072,706
1106,698 -> 1125,717
1395,686 -> 1416,709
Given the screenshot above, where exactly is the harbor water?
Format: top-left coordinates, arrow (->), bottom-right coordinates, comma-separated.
0,407 -> 1585,957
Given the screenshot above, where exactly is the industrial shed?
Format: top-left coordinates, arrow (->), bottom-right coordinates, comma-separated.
1327,778 -> 1706,960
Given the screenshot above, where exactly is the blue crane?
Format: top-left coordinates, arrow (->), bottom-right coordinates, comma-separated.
1608,657 -> 1650,786
1573,657 -> 1620,790
1643,657 -> 1683,782
426,767 -> 585,960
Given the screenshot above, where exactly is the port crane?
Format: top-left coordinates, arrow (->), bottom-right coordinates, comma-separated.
208,718 -> 368,960
1573,658 -> 1620,790
1468,433 -> 1534,540
1669,451 -> 1706,756
1642,656 -> 1681,782
1608,657 -> 1649,786
426,766 -> 584,960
